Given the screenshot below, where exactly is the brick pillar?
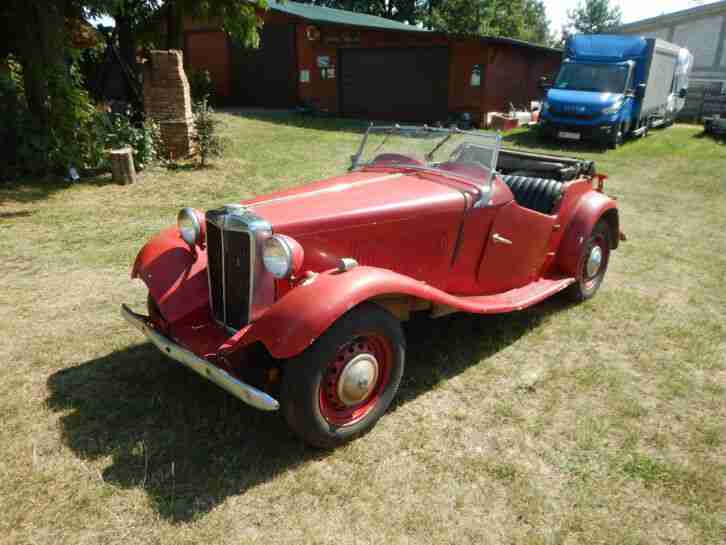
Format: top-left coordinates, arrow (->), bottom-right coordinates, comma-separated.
143,50 -> 195,158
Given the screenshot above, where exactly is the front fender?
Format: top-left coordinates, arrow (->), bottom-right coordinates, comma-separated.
132,227 -> 209,323
556,191 -> 619,277
223,266 -> 481,360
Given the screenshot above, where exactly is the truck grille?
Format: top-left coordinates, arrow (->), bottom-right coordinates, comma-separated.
206,218 -> 252,330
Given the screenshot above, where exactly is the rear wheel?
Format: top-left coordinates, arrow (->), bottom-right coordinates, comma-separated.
566,220 -> 611,302
281,303 -> 405,449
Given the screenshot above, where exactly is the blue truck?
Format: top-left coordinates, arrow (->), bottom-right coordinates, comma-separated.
539,34 -> 693,148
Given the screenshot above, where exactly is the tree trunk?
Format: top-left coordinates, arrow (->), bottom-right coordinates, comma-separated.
165,1 -> 184,50
110,148 -> 137,185
116,9 -> 137,79
16,1 -> 67,123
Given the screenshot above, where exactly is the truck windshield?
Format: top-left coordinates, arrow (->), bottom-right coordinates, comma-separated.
350,125 -> 502,197
554,63 -> 630,94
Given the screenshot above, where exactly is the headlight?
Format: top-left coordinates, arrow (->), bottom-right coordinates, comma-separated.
263,235 -> 304,279
541,101 -> 550,114
602,101 -> 623,115
177,208 -> 204,247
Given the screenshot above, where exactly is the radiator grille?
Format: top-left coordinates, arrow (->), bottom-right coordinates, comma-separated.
205,217 -> 252,330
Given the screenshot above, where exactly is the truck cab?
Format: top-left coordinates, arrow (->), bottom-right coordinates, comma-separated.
540,35 -> 692,148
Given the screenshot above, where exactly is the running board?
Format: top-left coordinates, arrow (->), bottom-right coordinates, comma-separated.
432,277 -> 575,317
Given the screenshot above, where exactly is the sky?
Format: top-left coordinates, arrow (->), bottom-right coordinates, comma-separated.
545,0 -> 722,30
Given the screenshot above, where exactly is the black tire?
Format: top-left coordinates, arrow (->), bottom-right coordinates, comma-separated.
608,123 -> 624,149
566,219 -> 611,302
280,303 -> 405,449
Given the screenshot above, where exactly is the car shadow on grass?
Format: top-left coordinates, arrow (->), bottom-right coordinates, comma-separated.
47,296 -> 573,523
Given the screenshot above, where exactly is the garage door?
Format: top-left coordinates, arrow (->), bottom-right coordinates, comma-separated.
340,48 -> 450,122
230,23 -> 297,107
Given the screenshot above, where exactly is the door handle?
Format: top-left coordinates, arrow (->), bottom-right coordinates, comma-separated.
492,233 -> 513,245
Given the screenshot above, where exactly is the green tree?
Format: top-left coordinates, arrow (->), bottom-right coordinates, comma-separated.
295,0 -> 425,25
565,0 -> 622,35
428,0 -> 553,46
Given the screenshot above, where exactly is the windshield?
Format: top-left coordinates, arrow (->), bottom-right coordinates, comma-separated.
351,125 -> 502,194
554,62 -> 630,93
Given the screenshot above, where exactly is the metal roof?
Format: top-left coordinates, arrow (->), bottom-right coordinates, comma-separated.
267,1 -> 429,33
617,0 -> 726,31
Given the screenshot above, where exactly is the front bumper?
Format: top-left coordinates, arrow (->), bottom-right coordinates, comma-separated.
539,116 -> 617,142
121,304 -> 279,411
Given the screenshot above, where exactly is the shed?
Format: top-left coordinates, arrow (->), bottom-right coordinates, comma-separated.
182,1 -> 562,125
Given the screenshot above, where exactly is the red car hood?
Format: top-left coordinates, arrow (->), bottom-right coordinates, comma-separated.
243,168 -> 472,235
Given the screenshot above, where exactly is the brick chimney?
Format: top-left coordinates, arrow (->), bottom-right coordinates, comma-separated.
143,50 -> 195,159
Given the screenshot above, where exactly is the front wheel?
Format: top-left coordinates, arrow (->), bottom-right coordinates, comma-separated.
608,123 -> 624,149
566,220 -> 611,302
280,303 -> 405,449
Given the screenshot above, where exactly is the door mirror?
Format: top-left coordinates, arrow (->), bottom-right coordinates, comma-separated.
539,76 -> 552,91
635,83 -> 647,99
679,88 -> 688,99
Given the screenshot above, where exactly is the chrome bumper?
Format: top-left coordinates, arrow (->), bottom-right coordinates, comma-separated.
120,304 -> 279,411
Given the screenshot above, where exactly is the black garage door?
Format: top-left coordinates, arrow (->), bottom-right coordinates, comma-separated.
231,23 -> 297,107
340,48 -> 450,122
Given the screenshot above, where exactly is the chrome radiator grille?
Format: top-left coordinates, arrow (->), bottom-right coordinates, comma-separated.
206,215 -> 253,330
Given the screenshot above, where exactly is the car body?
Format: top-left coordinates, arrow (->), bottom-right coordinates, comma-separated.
540,35 -> 693,148
123,126 -> 622,448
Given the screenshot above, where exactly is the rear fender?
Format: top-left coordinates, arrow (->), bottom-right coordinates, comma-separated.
556,191 -> 619,277
223,266 -> 472,360
132,227 -> 209,323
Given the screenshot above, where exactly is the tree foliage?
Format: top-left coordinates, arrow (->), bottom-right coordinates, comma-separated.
564,0 -> 623,35
428,0 -> 553,45
295,1 -> 423,24
296,0 -> 554,45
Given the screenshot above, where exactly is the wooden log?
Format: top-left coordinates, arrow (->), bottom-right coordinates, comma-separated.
109,148 -> 137,185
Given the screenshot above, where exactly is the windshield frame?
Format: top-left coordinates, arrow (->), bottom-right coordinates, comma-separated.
554,61 -> 633,94
350,124 -> 503,207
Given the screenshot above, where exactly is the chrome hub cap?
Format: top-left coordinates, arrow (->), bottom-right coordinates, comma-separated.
337,353 -> 379,406
586,245 -> 603,278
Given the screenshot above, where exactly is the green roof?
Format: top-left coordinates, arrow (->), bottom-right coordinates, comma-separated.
267,1 -> 429,33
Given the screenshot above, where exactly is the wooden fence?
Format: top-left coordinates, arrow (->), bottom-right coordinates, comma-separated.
679,89 -> 726,121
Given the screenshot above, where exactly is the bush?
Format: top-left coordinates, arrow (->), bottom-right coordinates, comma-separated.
192,98 -> 227,167
0,57 -> 108,179
187,69 -> 216,104
103,109 -> 161,171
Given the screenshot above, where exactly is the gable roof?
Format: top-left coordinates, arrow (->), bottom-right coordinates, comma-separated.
267,1 -> 428,33
617,0 -> 726,31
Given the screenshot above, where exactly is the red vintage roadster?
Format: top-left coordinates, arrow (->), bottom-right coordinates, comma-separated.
123,126 -> 621,448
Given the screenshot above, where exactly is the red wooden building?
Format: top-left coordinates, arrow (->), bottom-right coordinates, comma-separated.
183,1 -> 562,124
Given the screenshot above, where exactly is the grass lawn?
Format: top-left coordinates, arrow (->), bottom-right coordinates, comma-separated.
1,112 -> 724,545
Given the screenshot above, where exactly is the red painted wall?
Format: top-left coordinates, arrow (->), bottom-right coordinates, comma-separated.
184,29 -> 232,98
182,11 -> 561,122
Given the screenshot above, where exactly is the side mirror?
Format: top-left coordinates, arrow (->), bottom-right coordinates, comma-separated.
635,83 -> 647,99
679,88 -> 688,99
539,76 -> 552,91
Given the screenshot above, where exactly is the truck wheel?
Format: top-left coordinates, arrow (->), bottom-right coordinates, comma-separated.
281,303 -> 405,449
608,124 -> 624,149
566,219 -> 611,302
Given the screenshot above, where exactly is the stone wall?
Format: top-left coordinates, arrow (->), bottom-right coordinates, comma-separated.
143,50 -> 195,158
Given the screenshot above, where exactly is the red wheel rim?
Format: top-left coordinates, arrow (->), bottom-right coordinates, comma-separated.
582,233 -> 609,291
319,333 -> 393,427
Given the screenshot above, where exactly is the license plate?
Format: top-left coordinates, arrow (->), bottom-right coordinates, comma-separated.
558,131 -> 581,140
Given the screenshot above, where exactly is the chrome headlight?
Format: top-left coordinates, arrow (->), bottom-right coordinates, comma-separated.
177,208 -> 202,247
602,100 -> 623,115
263,235 -> 304,279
